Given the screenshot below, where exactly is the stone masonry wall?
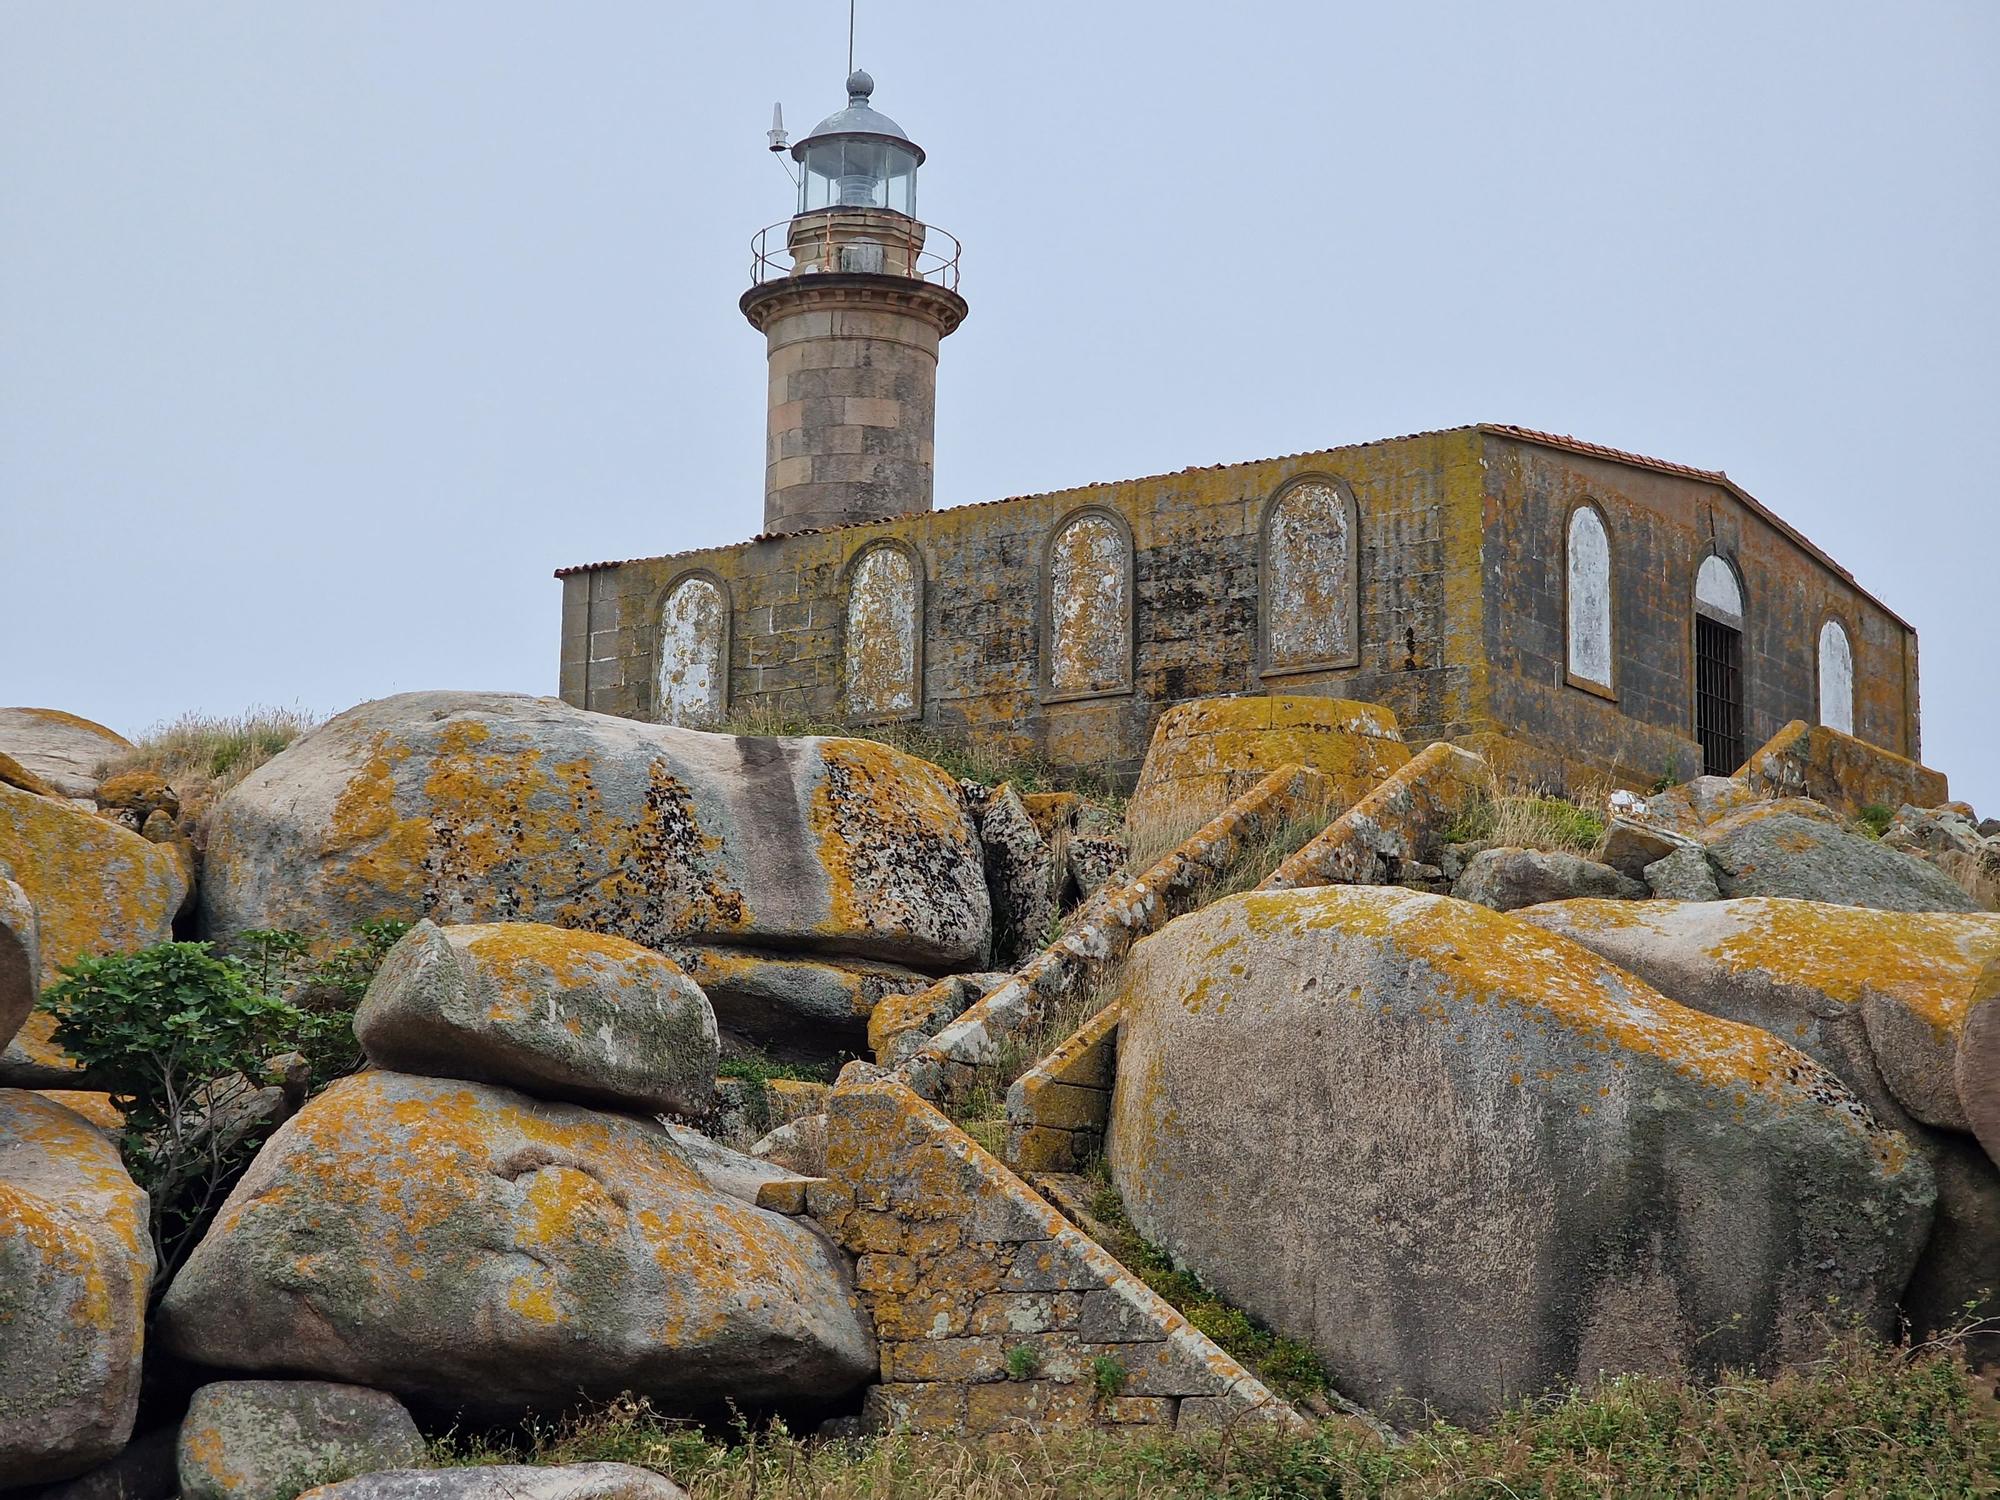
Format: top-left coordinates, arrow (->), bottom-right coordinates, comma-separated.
816,1071 -> 1297,1436
557,427 -> 1924,787
1480,434 -> 1922,787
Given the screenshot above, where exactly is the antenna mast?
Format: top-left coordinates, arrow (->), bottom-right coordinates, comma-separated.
848,0 -> 856,74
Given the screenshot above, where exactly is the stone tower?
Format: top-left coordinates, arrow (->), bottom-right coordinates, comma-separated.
741,71 -> 968,537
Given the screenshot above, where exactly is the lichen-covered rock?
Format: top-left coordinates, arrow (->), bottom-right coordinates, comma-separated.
0,1091 -> 155,1487
1643,845 -> 1722,901
1741,720 -> 1949,823
201,693 -> 989,978
0,752 -> 60,800
674,946 -> 933,1062
355,921 -> 717,1115
1125,696 -> 1406,863
0,710 -> 132,801
1066,834 -> 1127,904
1516,897 -> 2000,1343
1702,802 -> 1979,913
0,784 -> 188,989
1642,775 -> 1759,836
1,1012 -> 89,1089
157,1071 -> 874,1416
177,1382 -> 424,1500
15,1425 -> 179,1500
977,785 -> 1059,969
298,1465 -> 688,1500
1,876 -> 39,1051
1451,847 -> 1644,911
1108,887 -> 1935,1422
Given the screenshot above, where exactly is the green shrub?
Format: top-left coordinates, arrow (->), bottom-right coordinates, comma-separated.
1004,1344 -> 1044,1381
1857,803 -> 1896,839
1089,1354 -> 1129,1400
236,920 -> 411,1087
42,942 -> 306,1282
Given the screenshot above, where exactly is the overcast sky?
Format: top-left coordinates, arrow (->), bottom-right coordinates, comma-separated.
2,2 -> 1994,810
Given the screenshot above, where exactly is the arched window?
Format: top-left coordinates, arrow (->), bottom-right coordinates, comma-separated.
1818,617 -> 1855,735
844,542 -> 923,722
1564,505 -> 1614,694
1044,508 -> 1132,700
1693,554 -> 1746,775
1261,476 -> 1360,674
656,573 -> 729,726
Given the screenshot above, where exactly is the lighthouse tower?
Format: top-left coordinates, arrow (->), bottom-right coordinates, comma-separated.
741,71 -> 968,537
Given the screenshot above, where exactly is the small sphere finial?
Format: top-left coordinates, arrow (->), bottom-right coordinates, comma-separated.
846,69 -> 874,102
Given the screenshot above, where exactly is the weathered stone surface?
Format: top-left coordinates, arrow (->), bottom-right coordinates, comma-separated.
1260,742 -> 1488,892
1125,696 -> 1406,865
709,1077 -> 829,1152
662,1123 -> 816,1209
675,947 -> 932,1062
977,785 -> 1059,970
1644,845 -> 1722,901
0,1091 -> 155,1487
1517,897 -> 2000,1342
1,1012 -> 89,1089
1883,805 -> 2000,911
201,692 -> 990,974
355,921 -> 717,1115
1,876 -> 39,1051
14,1425 -> 179,1500
0,784 -> 188,989
0,710 -> 132,801
1066,835 -> 1127,903
157,1071 -> 875,1416
1451,847 -> 1644,911
178,1382 -> 424,1500
1957,978 -> 2000,1176
1108,886 -> 1935,1422
1598,816 -> 1699,877
0,752 -> 60,800
1702,803 -> 1979,913
1741,720 -> 1948,822
299,1466 -> 687,1500
821,1073 -> 1299,1436
749,1113 -> 827,1177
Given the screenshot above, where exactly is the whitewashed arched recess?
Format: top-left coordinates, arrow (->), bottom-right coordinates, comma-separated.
1695,554 -> 1744,626
1565,505 -> 1614,692
656,573 -> 729,726
1818,617 -> 1855,735
1044,509 -> 1133,700
1262,476 -> 1360,673
844,541 -> 922,722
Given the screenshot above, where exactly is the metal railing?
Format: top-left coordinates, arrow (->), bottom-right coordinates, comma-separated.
750,217 -> 962,292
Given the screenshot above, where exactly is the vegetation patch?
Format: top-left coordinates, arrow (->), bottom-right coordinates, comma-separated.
1083,1169 -> 1335,1408
102,705 -> 318,844
419,1340 -> 2000,1496
39,923 -> 405,1284
1441,786 -> 1607,857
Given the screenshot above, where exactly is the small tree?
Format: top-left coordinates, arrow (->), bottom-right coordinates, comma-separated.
43,942 -> 304,1285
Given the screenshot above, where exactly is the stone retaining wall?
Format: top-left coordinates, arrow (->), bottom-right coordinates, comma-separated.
815,1072 -> 1298,1436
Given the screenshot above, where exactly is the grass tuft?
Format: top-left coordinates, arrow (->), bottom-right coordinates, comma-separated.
104,705 -> 319,843
416,1339 -> 2000,1497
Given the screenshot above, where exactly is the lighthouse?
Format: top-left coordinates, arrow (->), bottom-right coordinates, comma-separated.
741,71 -> 968,537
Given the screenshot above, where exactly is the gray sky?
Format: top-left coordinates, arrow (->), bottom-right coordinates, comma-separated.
3,3 -> 1994,811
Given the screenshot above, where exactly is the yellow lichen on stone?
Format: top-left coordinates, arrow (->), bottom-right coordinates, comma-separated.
1228,886 -> 1901,1147
0,783 -> 186,987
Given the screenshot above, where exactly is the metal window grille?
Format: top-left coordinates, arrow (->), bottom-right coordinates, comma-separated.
1695,615 -> 1745,776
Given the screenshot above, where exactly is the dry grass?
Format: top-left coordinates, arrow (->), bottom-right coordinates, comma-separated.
1442,773 -> 1611,860
421,1332 -> 2000,1497
104,706 -> 318,843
